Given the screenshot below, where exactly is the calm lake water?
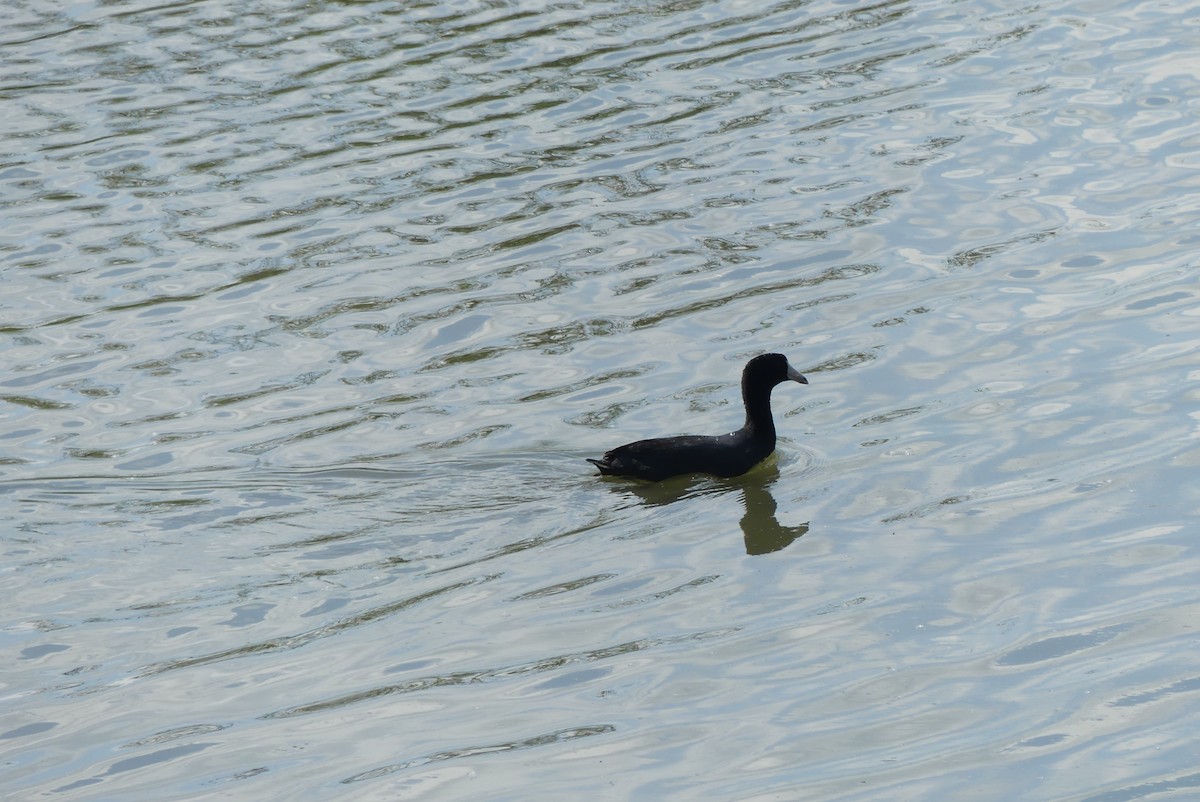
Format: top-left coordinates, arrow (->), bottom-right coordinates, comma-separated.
4,0 -> 1200,799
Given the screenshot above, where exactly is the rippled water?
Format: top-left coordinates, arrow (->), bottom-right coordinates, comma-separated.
4,0 -> 1200,798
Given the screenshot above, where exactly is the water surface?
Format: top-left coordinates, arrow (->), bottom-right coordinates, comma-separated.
4,0 -> 1200,799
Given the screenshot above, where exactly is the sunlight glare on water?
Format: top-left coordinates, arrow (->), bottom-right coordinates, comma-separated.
3,0 -> 1200,799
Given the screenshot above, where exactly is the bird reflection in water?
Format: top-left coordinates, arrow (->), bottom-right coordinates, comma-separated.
600,460 -> 809,556
737,481 -> 808,555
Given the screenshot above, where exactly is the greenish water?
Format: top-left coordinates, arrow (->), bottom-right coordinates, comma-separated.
4,0 -> 1200,799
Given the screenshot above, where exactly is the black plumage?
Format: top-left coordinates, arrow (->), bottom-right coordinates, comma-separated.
587,353 -> 808,481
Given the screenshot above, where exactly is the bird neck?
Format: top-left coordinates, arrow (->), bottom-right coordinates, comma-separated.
741,380 -> 777,439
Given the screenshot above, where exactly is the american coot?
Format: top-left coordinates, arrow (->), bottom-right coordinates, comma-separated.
587,353 -> 808,481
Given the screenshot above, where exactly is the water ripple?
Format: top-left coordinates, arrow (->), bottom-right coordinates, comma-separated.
5,0 -> 1200,798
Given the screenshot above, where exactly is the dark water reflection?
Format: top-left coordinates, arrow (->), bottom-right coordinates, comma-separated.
598,461 -> 810,555
739,482 -> 809,556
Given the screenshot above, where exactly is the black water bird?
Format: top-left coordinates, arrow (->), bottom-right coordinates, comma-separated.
587,353 -> 808,482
